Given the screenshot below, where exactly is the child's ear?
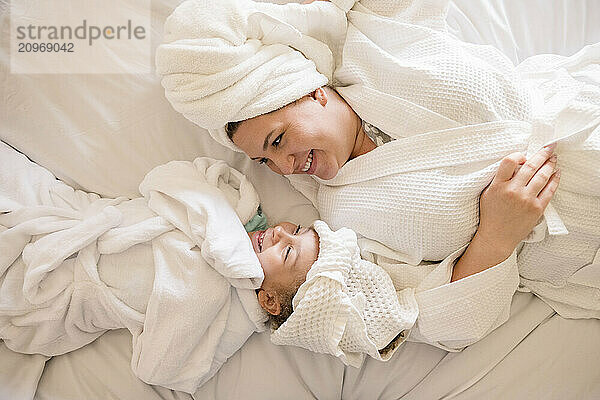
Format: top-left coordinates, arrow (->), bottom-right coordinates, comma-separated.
257,288 -> 282,316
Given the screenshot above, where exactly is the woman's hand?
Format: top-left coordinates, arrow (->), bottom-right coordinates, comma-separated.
477,145 -> 560,258
451,145 -> 560,282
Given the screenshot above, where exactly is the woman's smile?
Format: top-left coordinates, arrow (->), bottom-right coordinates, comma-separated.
301,149 -> 316,174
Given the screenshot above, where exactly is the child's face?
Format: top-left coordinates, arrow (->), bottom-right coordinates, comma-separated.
248,222 -> 319,316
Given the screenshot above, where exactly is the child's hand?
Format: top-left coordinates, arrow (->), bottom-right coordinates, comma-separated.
476,145 -> 560,259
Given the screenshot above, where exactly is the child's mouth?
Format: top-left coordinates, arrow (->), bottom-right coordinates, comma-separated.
253,230 -> 266,253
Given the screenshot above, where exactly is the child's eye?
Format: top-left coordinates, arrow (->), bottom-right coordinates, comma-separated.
272,133 -> 284,148
258,158 -> 268,164
285,225 -> 300,261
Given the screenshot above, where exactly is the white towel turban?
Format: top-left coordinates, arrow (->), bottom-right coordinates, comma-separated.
156,0 -> 347,152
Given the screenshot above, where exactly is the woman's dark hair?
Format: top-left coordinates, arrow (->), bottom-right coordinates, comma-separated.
225,121 -> 243,140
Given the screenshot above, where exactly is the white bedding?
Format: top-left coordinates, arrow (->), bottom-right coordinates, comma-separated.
18,292 -> 600,400
1,0 -> 600,399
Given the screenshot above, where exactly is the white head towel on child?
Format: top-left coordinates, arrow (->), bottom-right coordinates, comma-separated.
155,0 -> 347,151
271,220 -> 419,367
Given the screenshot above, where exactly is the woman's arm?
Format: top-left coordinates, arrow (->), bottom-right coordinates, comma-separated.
409,146 -> 559,350
451,145 -> 560,282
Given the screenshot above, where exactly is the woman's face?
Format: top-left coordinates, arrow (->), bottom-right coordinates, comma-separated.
231,87 -> 362,180
248,222 -> 319,315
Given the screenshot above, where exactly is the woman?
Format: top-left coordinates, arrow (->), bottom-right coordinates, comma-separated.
156,0 -> 600,337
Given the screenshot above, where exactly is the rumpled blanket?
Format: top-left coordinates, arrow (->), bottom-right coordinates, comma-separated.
0,150 -> 268,393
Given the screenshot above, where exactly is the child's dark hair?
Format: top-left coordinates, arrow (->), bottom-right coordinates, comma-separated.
256,274 -> 306,331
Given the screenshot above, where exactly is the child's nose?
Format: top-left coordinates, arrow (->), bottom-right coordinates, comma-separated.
273,226 -> 293,242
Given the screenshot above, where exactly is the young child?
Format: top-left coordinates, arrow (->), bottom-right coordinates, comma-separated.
248,222 -> 319,329
2,147 -> 417,383
251,220 -> 422,367
1,146 -> 410,379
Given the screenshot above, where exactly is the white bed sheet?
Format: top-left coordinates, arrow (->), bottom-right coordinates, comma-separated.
1,0 -> 600,399
20,287 -> 600,400
448,0 -> 600,65
2,291 -> 598,399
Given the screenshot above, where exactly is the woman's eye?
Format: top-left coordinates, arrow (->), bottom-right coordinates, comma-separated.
258,158 -> 268,165
272,133 -> 284,148
294,225 -> 301,235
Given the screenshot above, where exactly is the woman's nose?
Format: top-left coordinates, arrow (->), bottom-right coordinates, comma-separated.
272,153 -> 295,175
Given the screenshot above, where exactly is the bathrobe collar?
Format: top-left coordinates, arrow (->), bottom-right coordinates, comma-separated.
314,119 -> 531,186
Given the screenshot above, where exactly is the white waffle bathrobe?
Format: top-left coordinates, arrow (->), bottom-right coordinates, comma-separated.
272,0 -> 600,327
0,154 -> 268,393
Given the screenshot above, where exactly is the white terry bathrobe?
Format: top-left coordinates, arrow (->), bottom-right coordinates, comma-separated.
269,0 -> 600,324
0,148 -> 268,393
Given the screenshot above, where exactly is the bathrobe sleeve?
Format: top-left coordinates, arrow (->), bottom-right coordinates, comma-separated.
330,0 -> 450,32
407,247 -> 520,351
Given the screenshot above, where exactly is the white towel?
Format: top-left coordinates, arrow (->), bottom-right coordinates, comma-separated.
155,0 -> 348,151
